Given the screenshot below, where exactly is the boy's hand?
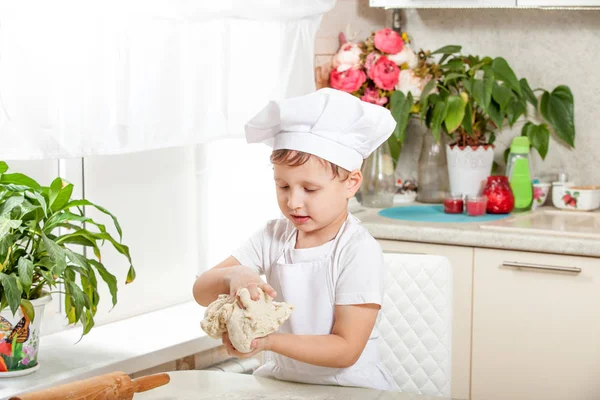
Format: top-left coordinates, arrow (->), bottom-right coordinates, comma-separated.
227,267 -> 277,301
222,332 -> 271,358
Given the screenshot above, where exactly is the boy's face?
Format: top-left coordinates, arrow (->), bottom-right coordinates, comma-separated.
273,156 -> 361,235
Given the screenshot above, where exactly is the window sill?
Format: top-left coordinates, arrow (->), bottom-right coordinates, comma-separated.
1,301 -> 219,399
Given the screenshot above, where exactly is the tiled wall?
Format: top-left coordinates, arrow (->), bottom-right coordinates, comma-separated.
315,3 -> 600,184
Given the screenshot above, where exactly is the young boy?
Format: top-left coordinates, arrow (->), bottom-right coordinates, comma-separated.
193,88 -> 398,391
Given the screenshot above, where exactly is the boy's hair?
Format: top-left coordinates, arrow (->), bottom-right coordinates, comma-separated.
270,149 -> 352,181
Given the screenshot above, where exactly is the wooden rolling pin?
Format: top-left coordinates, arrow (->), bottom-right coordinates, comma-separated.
9,371 -> 170,400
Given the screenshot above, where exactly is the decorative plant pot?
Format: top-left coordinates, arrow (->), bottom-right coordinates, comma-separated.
446,144 -> 495,197
0,293 -> 51,377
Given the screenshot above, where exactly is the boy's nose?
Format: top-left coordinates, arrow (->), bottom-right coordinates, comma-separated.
287,191 -> 303,210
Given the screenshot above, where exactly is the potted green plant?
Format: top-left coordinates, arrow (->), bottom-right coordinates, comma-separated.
0,161 -> 135,376
390,45 -> 576,196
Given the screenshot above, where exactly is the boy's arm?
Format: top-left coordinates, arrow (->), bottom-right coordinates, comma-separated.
192,256 -> 276,307
222,303 -> 380,369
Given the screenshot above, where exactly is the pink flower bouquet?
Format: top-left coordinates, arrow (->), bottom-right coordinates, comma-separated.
329,28 -> 430,108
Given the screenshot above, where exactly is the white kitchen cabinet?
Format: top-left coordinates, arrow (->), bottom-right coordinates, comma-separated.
370,0 -> 517,7
518,0 -> 600,6
471,248 -> 600,400
377,240 -> 473,400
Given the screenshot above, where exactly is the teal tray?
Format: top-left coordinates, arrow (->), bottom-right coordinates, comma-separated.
378,205 -> 510,223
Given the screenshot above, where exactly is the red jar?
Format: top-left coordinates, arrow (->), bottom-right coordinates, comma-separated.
483,176 -> 515,214
444,195 -> 464,214
466,195 -> 487,216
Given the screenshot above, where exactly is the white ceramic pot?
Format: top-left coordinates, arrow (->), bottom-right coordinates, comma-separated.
446,145 -> 495,197
552,184 -> 600,211
0,293 -> 51,377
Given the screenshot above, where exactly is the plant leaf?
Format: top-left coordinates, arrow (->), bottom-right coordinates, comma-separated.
431,45 -> 462,55
492,84 -> 514,113
506,99 -> 526,127
387,136 -> 402,167
522,122 -> 550,160
487,100 -> 504,129
444,73 -> 467,83
431,100 -> 448,143
49,178 -> 62,211
0,216 -> 22,242
471,68 -> 494,112
540,86 -> 575,148
520,78 -> 538,108
0,162 -> 8,174
89,260 -> 118,307
51,184 -> 74,212
390,91 -> 414,146
62,200 -> 123,241
17,257 -> 34,297
0,273 -> 22,315
20,299 -> 35,322
0,174 -> 41,190
25,191 -> 47,217
0,195 -> 24,217
41,233 -> 67,276
444,95 -> 467,134
126,266 -> 136,285
65,280 -> 86,323
491,57 -> 522,95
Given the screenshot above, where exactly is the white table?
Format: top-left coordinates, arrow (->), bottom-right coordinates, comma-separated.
135,370 -> 457,400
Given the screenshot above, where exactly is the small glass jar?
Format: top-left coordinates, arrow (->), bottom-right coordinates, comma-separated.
466,195 -> 487,216
444,195 -> 464,214
483,176 -> 515,214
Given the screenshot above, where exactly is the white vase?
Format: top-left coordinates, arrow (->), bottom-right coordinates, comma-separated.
0,293 -> 51,377
446,145 -> 495,197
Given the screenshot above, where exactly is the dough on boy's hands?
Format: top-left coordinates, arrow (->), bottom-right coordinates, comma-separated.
201,287 -> 293,353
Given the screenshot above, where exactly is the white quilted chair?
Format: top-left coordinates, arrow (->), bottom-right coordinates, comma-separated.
378,253 -> 453,397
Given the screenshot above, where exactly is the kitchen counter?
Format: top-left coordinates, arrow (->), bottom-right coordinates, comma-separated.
135,370 -> 459,400
356,206 -> 600,258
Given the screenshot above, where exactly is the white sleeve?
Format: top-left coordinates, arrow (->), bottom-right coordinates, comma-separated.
335,233 -> 385,306
231,225 -> 266,276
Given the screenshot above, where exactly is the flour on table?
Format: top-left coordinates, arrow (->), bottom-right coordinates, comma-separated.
201,288 -> 293,353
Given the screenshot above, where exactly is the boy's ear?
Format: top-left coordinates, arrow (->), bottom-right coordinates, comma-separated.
346,169 -> 363,199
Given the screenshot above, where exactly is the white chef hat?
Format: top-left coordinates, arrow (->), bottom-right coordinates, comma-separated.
244,88 -> 397,171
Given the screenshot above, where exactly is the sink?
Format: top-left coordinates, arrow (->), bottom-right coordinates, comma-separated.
480,209 -> 600,239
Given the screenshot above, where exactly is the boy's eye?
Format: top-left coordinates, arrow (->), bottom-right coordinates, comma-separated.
304,188 -> 318,193
277,185 -> 289,189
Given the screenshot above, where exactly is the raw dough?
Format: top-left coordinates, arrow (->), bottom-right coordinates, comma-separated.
201,288 -> 293,353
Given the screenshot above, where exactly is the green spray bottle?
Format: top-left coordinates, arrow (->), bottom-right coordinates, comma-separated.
505,136 -> 533,212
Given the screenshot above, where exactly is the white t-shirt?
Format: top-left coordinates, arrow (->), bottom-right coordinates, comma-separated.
231,216 -> 385,307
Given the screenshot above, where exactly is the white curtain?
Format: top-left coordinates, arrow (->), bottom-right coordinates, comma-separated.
0,0 -> 335,160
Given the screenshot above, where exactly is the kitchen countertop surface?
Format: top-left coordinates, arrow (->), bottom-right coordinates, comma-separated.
355,206 -> 600,258
135,370 -> 459,400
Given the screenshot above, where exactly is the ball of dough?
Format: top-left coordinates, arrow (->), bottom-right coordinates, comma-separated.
201,287 -> 293,353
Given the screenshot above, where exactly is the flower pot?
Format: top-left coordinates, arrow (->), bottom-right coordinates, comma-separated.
0,293 -> 51,377
446,144 -> 495,197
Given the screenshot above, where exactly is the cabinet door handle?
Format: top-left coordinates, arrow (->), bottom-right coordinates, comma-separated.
502,261 -> 581,273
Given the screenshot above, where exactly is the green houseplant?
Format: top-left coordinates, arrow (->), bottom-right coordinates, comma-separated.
390,45 -> 575,195
0,161 -> 135,375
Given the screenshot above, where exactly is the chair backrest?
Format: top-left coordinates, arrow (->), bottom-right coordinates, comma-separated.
378,253 -> 453,397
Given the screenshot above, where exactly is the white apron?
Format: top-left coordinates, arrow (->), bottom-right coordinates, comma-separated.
253,215 -> 398,391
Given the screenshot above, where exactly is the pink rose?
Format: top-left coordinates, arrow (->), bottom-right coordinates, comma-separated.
364,52 -> 380,71
368,56 -> 400,91
533,186 -> 543,200
330,68 -> 367,93
361,87 -> 388,106
373,28 -> 404,54
332,43 -> 362,72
